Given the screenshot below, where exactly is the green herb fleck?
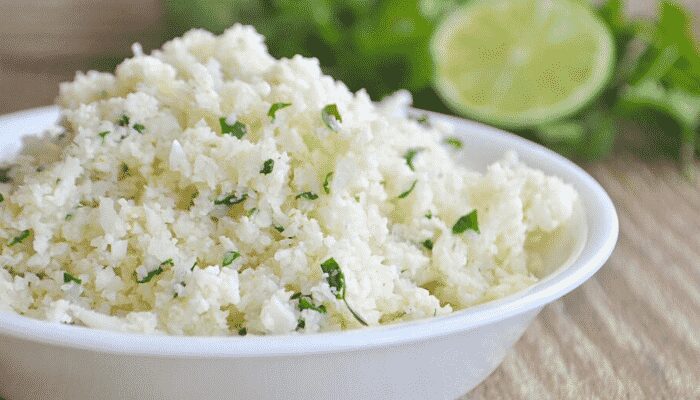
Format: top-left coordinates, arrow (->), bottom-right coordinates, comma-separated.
190,261 -> 198,271
404,148 -> 424,171
219,117 -> 247,139
137,267 -> 163,284
320,257 -> 368,326
268,102 -> 292,121
8,229 -> 31,246
296,318 -> 306,330
260,159 -> 274,174
63,272 -> 82,285
98,131 -> 110,142
273,225 -> 285,233
238,327 -> 247,336
296,192 -> 319,200
117,114 -> 130,127
323,171 -> 333,194
246,208 -> 258,217
0,193 -> 3,203
291,292 -> 327,314
214,192 -> 247,206
422,239 -> 434,250
452,210 -> 480,234
321,104 -> 342,131
414,114 -> 430,125
398,180 -> 417,199
425,211 -> 433,219
444,137 -> 463,149
132,123 -> 145,134
65,214 -> 73,221
222,251 -> 240,267
0,168 -> 11,183
137,259 -> 172,283
118,162 -> 130,180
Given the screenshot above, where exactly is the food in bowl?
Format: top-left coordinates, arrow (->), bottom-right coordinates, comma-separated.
0,25 -> 578,336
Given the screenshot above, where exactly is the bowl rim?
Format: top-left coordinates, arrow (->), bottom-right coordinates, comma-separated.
0,106 -> 618,358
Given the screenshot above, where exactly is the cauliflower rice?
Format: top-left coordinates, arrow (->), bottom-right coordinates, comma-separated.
0,25 -> 577,335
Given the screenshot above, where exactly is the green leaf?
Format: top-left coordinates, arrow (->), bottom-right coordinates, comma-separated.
452,210 -> 479,234
292,292 -> 327,314
260,159 -> 274,175
0,193 -> 4,203
117,114 -> 130,127
0,168 -> 10,183
238,327 -> 247,336
222,251 -> 240,267
398,180 -> 417,199
219,117 -> 247,139
9,229 -> 31,246
320,257 -> 368,326
133,123 -> 145,134
443,137 -> 463,149
321,104 -> 342,131
320,257 -> 345,300
422,239 -> 434,250
214,192 -> 247,206
137,266 -> 164,284
268,102 -> 292,121
63,272 -> 82,285
296,192 -> 319,200
323,171 -> 333,194
404,148 -> 424,171
273,225 -> 285,233
98,131 -> 110,142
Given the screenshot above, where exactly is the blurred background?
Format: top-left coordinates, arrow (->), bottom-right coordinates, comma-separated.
0,1 -> 698,398
0,0 -> 698,173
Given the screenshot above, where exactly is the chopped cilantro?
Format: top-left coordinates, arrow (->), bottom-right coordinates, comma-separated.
238,327 -> 247,336
118,162 -> 130,180
117,114 -> 130,127
296,318 -> 306,330
273,225 -> 285,233
413,114 -> 430,125
296,192 -> 319,200
260,159 -> 274,174
98,131 -> 110,142
291,292 -> 327,314
0,193 -> 3,203
425,210 -> 433,219
422,239 -> 434,250
137,259 -> 172,283
321,104 -> 342,131
214,192 -> 247,206
8,229 -> 31,246
444,137 -> 463,149
65,213 -> 73,221
452,210 -> 480,234
63,272 -> 82,285
222,251 -> 240,267
0,168 -> 11,183
246,208 -> 258,217
267,102 -> 292,121
323,171 -> 333,194
320,257 -> 368,326
404,148 -> 424,171
133,123 -> 145,134
219,117 -> 247,139
398,180 -> 417,199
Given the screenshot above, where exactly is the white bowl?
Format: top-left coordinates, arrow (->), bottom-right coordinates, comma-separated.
0,106 -> 618,400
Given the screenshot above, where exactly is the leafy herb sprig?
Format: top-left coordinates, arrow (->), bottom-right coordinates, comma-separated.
320,257 -> 368,326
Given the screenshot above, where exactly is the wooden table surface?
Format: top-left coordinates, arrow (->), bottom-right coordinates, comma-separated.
1,1 -> 698,399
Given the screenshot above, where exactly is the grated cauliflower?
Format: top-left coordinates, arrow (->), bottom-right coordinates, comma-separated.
0,25 -> 577,335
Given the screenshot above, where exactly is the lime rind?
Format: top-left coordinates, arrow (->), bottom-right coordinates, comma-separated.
431,0 -> 616,129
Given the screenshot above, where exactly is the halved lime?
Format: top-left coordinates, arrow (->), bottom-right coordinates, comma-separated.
431,0 -> 615,128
